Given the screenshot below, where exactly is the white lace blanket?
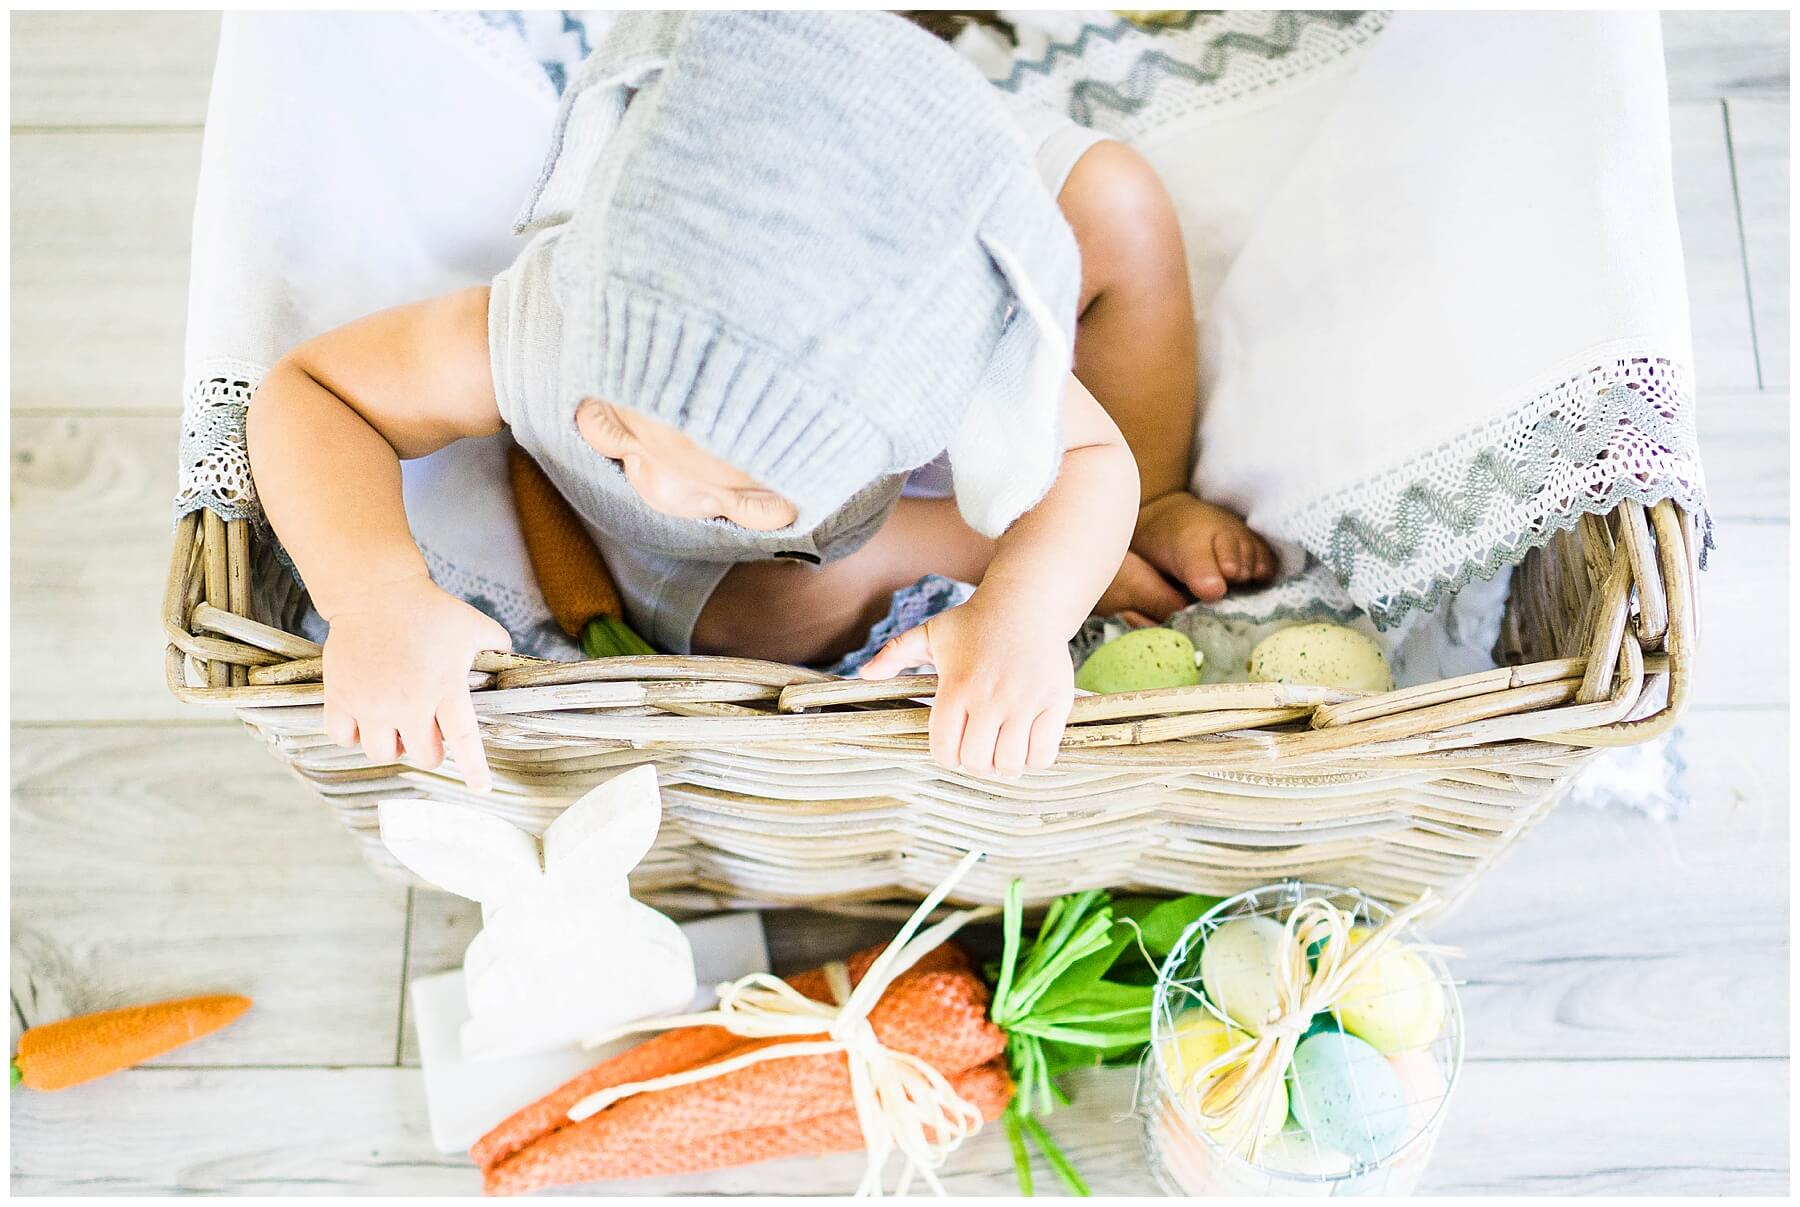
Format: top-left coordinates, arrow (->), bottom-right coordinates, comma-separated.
976,10 -> 1708,628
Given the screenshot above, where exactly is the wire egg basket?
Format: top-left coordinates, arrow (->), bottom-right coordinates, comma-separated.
1140,881 -> 1463,1196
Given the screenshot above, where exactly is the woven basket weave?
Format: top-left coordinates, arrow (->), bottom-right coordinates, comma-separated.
163,498 -> 1698,918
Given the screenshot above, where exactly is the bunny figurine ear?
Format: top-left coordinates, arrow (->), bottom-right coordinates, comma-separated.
377,800 -> 544,905
539,763 -> 663,886
946,166 -> 1083,539
513,11 -> 686,234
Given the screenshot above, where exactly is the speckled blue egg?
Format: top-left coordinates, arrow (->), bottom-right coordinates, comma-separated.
1286,1031 -> 1410,1163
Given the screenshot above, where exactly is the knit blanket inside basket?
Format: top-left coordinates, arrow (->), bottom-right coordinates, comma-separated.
175,11 -> 1704,811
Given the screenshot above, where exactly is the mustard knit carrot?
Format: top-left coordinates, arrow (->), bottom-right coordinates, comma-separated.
12,994 -> 251,1090
507,447 -> 653,656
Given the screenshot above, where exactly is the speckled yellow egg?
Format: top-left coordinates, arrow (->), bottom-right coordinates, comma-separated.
1075,627 -> 1203,694
1159,1011 -> 1287,1142
1200,915 -> 1289,1033
1333,929 -> 1447,1055
1247,623 -> 1393,692
1159,1011 -> 1249,1088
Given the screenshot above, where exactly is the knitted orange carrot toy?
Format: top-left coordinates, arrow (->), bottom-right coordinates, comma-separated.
475,941 -> 1011,1196
507,446 -> 655,658
12,994 -> 252,1090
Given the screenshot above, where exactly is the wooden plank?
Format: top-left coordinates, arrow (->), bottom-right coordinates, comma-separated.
7,1057 -> 1786,1195
11,415 -> 198,721
1439,709 -> 1789,1060
11,131 -> 201,414
1691,516 -> 1788,711
1423,1057 -> 1788,1194
10,12 -> 220,128
1669,100 -> 1763,392
1728,97 -> 1790,388
1698,388 -> 1789,519
9,1068 -> 475,1196
1661,11 -> 1790,100
10,725 -> 408,1065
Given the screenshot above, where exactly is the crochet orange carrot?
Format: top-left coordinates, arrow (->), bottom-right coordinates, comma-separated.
489,1060 -> 1014,1195
507,447 -> 655,657
476,942 -> 1009,1195
11,994 -> 251,1090
474,942 -> 973,1171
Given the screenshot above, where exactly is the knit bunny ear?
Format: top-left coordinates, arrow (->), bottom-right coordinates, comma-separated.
948,170 -> 1083,539
514,11 -> 686,234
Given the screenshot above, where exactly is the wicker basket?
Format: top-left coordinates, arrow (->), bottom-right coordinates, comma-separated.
163,498 -> 1698,917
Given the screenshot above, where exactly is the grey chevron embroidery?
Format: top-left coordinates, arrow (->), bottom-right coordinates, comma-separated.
1323,378 -> 1694,592
991,11 -> 1381,125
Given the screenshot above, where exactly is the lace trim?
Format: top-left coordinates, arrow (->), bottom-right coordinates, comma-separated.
990,10 -> 1388,135
1280,343 -> 1711,629
422,10 -> 597,105
176,359 -> 267,523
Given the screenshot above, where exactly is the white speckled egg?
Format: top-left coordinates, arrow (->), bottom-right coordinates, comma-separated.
1200,915 -> 1289,1033
1247,623 -> 1393,692
1334,930 -> 1447,1054
1287,1031 -> 1410,1162
1257,1128 -> 1356,1182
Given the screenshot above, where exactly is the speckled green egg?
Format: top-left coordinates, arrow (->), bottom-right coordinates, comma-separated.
1075,627 -> 1203,694
1287,1031 -> 1410,1163
1247,623 -> 1393,692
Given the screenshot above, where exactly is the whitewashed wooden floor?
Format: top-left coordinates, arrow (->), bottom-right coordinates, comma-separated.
10,11 -> 1791,1196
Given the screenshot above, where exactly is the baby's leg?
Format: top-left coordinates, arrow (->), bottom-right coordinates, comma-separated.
690,498 -> 993,665
1059,142 -> 1275,613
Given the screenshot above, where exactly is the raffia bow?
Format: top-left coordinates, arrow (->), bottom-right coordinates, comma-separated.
570,849 -> 999,1197
1183,892 -> 1442,1161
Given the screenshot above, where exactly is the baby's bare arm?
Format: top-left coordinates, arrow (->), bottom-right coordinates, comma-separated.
247,287 -> 501,617
247,288 -> 511,788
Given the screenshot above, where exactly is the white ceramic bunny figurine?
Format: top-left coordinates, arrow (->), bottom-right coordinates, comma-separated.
377,764 -> 696,1062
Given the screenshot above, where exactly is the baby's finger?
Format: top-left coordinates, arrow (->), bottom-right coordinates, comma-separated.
436,691 -> 493,794
323,700 -> 359,749
1026,706 -> 1070,770
400,715 -> 446,772
473,613 -> 514,657
859,624 -> 933,681
360,725 -> 401,766
928,697 -> 967,773
957,708 -> 1002,779
992,715 -> 1030,780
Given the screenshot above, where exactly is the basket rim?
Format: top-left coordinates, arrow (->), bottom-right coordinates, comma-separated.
161,498 -> 1697,763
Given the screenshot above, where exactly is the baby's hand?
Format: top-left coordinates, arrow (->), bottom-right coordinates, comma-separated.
320,574 -> 513,792
858,597 -> 1072,779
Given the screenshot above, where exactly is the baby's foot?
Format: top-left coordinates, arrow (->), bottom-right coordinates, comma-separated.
1132,492 -> 1276,604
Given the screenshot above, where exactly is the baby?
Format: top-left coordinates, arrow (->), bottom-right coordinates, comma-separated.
248,12 -> 1270,788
